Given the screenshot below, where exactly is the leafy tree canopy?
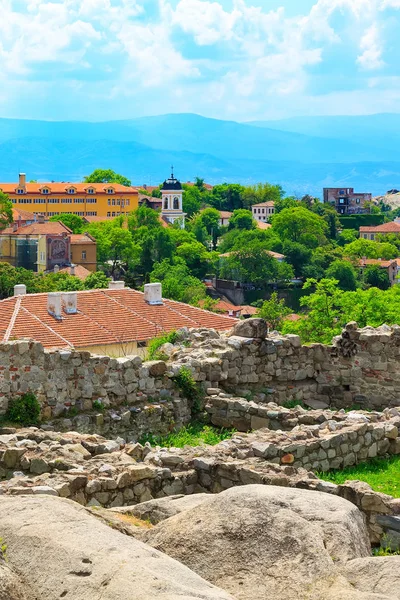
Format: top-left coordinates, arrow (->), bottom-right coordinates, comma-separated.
49,213 -> 84,234
271,206 -> 328,247
228,209 -> 256,231
326,259 -> 358,291
0,191 -> 14,231
83,169 -> 131,187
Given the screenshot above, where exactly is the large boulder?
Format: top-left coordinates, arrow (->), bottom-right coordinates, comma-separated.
231,318 -> 268,339
111,493 -> 212,524
0,495 -> 234,600
0,561 -> 30,599
140,484 -> 374,600
343,556 -> 400,598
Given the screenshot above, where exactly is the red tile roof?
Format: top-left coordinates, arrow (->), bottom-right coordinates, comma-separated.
2,222 -> 71,235
359,222 -> 400,233
12,208 -> 37,222
69,233 -> 96,245
0,183 -> 137,194
57,265 -> 92,280
0,288 -> 236,350
219,211 -> 233,219
252,201 -> 275,208
256,221 -> 272,230
359,258 -> 398,268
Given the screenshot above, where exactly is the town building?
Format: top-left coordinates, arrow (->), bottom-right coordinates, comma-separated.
252,201 -> 275,222
359,222 -> 400,240
359,258 -> 400,286
323,187 -> 372,215
0,221 -> 97,273
0,282 -> 236,357
0,174 -> 139,220
161,169 -> 186,227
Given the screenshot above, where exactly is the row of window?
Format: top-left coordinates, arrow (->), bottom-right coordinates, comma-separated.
16,187 -> 115,195
107,199 -> 130,206
164,198 -> 180,209
13,198 -> 109,205
253,207 -> 274,214
46,211 -> 98,217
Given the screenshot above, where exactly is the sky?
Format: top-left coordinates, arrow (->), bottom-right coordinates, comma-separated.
1,0 -> 400,122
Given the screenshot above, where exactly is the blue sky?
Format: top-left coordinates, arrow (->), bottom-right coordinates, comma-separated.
1,0 -> 400,122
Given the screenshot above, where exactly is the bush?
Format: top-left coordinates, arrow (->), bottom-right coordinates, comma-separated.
147,330 -> 178,361
339,214 -> 384,229
4,393 -> 41,426
172,366 -> 204,412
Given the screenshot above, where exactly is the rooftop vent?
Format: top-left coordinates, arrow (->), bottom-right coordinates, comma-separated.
62,292 -> 77,315
70,264 -> 76,276
53,264 -> 59,274
47,292 -> 62,320
14,284 -> 26,296
108,281 -> 125,290
144,283 -> 163,305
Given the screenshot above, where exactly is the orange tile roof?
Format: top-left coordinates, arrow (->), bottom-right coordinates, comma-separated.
256,221 -> 272,230
252,201 -> 275,208
240,305 -> 258,315
12,208 -> 37,221
0,183 -> 138,194
57,265 -> 92,280
359,258 -> 398,268
219,211 -> 233,219
69,233 -> 96,245
359,222 -> 400,233
2,222 -> 71,235
0,288 -> 236,350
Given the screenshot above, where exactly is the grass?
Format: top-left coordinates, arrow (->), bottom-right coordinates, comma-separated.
139,421 -> 236,448
282,398 -> 308,410
319,455 -> 400,498
147,330 -> 179,361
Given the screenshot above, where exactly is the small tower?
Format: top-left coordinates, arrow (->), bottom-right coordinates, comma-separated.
161,167 -> 186,228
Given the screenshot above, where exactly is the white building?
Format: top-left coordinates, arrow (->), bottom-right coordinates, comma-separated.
252,201 -> 275,223
161,169 -> 186,228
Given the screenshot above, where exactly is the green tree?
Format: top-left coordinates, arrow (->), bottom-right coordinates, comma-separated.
128,205 -> 161,230
190,208 -> 221,249
326,259 -> 358,291
176,241 -> 216,279
363,265 -> 391,290
87,221 -> 139,276
343,238 -> 398,260
182,185 -> 202,217
271,207 -> 328,247
228,209 -> 256,231
241,182 -> 285,208
257,292 -> 290,331
49,213 -> 84,234
194,177 -> 206,192
337,229 -> 358,246
150,258 -> 206,304
281,241 -> 312,278
83,169 -> 131,187
0,191 -> 13,231
84,271 -> 110,289
208,183 -> 245,211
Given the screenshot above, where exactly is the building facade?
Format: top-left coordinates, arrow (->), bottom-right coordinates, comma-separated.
0,174 -> 139,220
161,170 -> 186,227
252,201 -> 275,222
359,222 -> 400,240
323,187 -> 372,215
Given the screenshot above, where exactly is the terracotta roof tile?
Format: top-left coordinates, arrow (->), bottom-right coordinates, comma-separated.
0,288 -> 236,350
256,221 -> 272,230
359,222 -> 400,233
0,183 -> 138,194
69,233 -> 96,244
57,265 -> 92,280
2,222 -> 71,235
252,201 -> 275,208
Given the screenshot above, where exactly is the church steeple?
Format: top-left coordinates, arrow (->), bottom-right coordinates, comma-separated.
161,168 -> 186,228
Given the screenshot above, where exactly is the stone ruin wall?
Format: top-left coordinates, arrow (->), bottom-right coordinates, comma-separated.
1,320 -> 400,439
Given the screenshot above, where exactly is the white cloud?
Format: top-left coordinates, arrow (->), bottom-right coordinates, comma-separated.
357,25 -> 385,70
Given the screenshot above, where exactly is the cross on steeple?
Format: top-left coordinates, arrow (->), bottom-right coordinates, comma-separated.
171,165 -> 174,178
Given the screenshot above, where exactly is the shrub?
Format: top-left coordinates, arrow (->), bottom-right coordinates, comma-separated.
172,366 -> 204,413
147,330 -> 179,361
139,422 -> 236,448
4,392 -> 41,426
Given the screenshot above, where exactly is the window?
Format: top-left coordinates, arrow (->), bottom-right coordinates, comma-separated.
112,199 -> 116,206
87,188 -> 94,194
68,188 -> 75,194
107,188 -> 114,194
40,251 -> 45,262
34,199 -> 46,204
74,198 -> 84,204
111,211 -> 116,217
164,198 -> 168,209
61,198 -> 72,204
117,199 -> 120,205
48,198 -> 59,204
86,211 -> 97,216
17,188 -> 24,195
41,188 -> 49,194
121,200 -> 124,207
87,198 -> 97,204
173,196 -> 179,209
339,198 -> 344,204
363,234 -> 368,239
107,211 -> 111,217
81,251 -> 87,260
339,190 -> 345,195
371,234 -> 375,240
126,199 -> 130,206
137,341 -> 147,348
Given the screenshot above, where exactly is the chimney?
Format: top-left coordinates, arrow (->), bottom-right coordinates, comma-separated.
13,222 -> 18,232
47,292 -> 62,320
144,283 -> 163,305
70,264 -> 76,276
19,173 -> 26,188
62,292 -> 77,314
108,281 -> 125,290
53,264 -> 59,273
38,214 -> 45,224
14,284 -> 26,296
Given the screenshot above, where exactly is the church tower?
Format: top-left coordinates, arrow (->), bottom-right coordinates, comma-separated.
161,167 -> 186,228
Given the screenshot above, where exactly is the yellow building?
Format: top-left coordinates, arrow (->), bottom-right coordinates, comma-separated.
0,174 -> 139,219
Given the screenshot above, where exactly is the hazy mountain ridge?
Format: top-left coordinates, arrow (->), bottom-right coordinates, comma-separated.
0,113 -> 399,196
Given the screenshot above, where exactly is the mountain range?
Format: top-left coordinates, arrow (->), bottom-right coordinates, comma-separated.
0,113 -> 399,197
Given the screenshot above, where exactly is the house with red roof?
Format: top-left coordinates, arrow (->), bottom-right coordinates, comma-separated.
2,282 -> 236,357
359,222 -> 400,240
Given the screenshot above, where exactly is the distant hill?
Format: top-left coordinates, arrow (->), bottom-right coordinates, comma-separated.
0,113 -> 400,196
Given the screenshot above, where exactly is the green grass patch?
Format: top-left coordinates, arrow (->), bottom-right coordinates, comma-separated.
319,455 -> 400,498
2,393 -> 41,426
282,398 -> 308,410
139,421 -> 236,448
147,330 -> 178,361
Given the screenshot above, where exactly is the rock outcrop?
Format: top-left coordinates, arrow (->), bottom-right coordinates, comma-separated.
0,495 -> 234,600
138,484 -> 375,600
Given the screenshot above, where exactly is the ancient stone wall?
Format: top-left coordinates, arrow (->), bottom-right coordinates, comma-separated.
2,321 -> 400,438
